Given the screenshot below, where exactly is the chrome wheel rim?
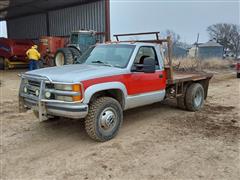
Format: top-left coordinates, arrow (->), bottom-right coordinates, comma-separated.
99,107 -> 117,132
194,89 -> 203,107
55,52 -> 64,66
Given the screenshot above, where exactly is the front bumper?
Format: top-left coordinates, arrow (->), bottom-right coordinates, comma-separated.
20,97 -> 88,119
19,74 -> 88,121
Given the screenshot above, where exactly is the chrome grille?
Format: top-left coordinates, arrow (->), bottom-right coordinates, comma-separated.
22,78 -> 41,98
28,80 -> 40,87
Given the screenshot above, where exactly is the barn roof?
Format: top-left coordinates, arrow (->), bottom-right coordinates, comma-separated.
0,0 -> 99,20
199,41 -> 223,47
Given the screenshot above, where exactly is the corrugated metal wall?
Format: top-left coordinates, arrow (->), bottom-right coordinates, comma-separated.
198,47 -> 223,59
7,14 -> 47,39
49,1 -> 105,36
7,0 -> 106,39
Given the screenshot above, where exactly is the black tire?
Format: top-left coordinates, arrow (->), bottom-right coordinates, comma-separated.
177,85 -> 188,109
237,73 -> 240,78
85,97 -> 123,142
0,57 -> 5,70
69,47 -> 81,63
54,48 -> 74,66
177,96 -> 186,109
185,83 -> 205,111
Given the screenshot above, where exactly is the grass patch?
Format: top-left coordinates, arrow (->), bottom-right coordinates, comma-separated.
171,58 -> 234,71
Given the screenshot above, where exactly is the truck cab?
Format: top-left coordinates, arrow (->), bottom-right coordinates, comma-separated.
19,32 -> 212,142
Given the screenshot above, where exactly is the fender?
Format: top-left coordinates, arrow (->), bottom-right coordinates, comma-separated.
83,81 -> 128,106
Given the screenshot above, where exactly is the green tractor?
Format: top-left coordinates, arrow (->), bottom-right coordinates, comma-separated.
54,30 -> 97,66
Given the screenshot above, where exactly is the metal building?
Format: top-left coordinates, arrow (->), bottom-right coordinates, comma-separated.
188,41 -> 224,59
197,41 -> 223,59
0,0 -> 110,41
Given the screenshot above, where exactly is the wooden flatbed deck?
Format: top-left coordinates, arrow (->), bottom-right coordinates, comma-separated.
167,72 -> 213,85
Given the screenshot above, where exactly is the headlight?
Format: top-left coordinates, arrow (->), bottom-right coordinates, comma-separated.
55,84 -> 72,91
54,84 -> 83,102
55,95 -> 73,102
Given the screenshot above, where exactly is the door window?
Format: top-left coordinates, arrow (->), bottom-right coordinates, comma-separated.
134,46 -> 160,70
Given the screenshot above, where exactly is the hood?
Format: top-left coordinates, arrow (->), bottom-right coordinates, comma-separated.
25,64 -> 127,83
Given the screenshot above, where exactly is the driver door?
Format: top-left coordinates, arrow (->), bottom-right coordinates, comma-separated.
127,46 -> 166,95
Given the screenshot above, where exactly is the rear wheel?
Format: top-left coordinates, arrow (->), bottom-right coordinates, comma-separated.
85,97 -> 123,142
54,48 -> 73,66
177,96 -> 186,109
185,83 -> 205,111
237,73 -> 240,78
177,84 -> 188,109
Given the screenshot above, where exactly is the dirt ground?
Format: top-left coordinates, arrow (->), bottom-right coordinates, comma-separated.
0,69 -> 239,180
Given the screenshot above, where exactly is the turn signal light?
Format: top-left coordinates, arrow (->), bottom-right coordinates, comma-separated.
72,84 -> 83,101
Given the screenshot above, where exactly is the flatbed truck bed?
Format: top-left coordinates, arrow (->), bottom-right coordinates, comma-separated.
167,71 -> 213,85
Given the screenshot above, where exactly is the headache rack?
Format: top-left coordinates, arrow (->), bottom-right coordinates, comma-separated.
113,31 -> 174,81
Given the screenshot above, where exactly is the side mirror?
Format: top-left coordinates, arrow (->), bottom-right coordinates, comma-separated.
143,57 -> 155,73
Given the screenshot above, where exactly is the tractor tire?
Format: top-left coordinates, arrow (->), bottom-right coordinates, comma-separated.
0,57 -> 4,70
69,47 -> 81,63
54,48 -> 74,66
185,83 -> 205,112
237,73 -> 240,78
85,97 -> 123,142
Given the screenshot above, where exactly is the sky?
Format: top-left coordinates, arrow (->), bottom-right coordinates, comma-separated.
0,0 -> 239,43
110,0 -> 240,43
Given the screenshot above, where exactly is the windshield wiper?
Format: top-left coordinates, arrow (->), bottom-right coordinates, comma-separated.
91,60 -> 113,67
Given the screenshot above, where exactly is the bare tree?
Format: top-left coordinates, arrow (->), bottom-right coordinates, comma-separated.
229,25 -> 240,58
207,23 -> 240,58
164,29 -> 180,46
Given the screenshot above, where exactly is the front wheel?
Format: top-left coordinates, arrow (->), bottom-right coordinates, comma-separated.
185,83 -> 205,111
85,97 -> 123,142
237,73 -> 240,78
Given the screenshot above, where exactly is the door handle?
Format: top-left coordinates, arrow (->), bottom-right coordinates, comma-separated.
159,74 -> 163,78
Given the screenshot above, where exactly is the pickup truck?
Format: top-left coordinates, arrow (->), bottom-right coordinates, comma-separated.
19,32 -> 213,142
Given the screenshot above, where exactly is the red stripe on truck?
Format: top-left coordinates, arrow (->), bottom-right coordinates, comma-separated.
82,70 -> 166,95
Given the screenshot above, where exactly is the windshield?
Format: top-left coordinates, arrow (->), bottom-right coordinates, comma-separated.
70,33 -> 78,44
78,44 -> 135,68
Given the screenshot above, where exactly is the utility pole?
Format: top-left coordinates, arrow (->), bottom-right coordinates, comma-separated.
194,33 -> 199,59
194,33 -> 202,71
